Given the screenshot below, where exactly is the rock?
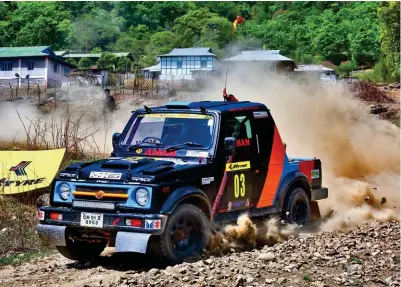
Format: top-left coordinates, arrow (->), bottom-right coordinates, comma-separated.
1,228 -> 7,233
258,252 -> 275,261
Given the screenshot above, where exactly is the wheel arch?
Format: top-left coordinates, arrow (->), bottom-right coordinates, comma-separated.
160,186 -> 212,220
274,171 -> 311,208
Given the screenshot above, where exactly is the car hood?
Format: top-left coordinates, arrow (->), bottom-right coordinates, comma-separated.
58,156 -> 207,184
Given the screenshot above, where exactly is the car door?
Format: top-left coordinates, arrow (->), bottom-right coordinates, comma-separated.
219,112 -> 259,213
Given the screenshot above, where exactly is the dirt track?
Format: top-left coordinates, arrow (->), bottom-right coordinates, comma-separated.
0,220 -> 399,287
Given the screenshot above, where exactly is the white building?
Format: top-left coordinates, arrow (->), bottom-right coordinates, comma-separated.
158,48 -> 218,80
294,64 -> 338,82
0,46 -> 75,88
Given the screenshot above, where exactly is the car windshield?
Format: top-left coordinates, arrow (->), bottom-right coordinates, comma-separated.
121,113 -> 215,149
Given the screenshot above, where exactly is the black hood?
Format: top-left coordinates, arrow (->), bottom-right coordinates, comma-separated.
59,156 -> 207,184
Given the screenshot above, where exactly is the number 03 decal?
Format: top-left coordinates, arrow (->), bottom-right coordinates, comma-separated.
234,173 -> 246,198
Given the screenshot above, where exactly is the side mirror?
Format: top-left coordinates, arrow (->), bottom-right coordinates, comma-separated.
224,137 -> 236,154
112,132 -> 121,146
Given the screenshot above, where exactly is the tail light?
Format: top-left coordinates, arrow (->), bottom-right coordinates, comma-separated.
125,218 -> 142,227
50,212 -> 63,220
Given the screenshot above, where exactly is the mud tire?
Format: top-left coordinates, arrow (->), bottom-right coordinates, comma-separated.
150,204 -> 210,265
282,187 -> 311,225
56,240 -> 106,263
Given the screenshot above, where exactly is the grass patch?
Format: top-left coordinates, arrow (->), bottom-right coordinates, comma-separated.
303,274 -> 311,281
0,248 -> 53,266
348,258 -> 362,264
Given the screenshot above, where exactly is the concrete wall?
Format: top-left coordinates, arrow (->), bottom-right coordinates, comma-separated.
0,58 -> 20,78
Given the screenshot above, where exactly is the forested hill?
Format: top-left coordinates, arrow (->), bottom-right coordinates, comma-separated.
0,1 -> 399,80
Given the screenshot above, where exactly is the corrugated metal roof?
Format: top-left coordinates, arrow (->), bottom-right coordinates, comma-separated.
160,48 -> 216,57
58,52 -> 131,58
294,65 -> 335,72
142,63 -> 161,72
55,51 -> 68,56
0,46 -> 52,58
224,50 -> 294,62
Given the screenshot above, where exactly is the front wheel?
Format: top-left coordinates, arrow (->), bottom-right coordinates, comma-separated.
282,187 -> 311,226
151,204 -> 210,265
56,240 -> 106,263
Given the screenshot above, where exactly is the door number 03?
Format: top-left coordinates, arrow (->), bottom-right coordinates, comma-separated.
234,173 -> 246,198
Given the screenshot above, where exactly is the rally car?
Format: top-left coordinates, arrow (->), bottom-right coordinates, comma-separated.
37,99 -> 328,264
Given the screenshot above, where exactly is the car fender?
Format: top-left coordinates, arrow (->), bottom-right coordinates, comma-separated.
160,186 -> 212,219
274,171 -> 311,208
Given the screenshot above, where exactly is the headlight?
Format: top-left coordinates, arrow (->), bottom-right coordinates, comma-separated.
59,183 -> 71,200
135,188 -> 150,206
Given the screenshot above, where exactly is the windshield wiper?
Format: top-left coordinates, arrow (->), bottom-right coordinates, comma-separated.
128,142 -> 162,150
165,142 -> 206,152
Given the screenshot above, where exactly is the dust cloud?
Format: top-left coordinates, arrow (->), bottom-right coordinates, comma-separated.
203,64 -> 399,249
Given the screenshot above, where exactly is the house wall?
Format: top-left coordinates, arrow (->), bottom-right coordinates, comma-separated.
20,57 -> 46,78
47,59 -> 71,86
0,58 -> 20,78
160,56 -> 216,80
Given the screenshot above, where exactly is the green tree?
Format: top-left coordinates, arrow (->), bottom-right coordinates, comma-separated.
378,1 -> 400,80
78,57 -> 92,70
97,52 -> 118,71
337,60 -> 357,77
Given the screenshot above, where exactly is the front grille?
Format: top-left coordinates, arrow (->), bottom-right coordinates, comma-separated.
73,185 -> 129,202
75,186 -> 128,194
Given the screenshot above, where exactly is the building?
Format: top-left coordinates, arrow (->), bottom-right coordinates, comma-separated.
142,63 -> 161,80
158,48 -> 218,80
294,64 -> 337,82
0,46 -> 75,88
223,50 -> 296,74
56,51 -> 133,64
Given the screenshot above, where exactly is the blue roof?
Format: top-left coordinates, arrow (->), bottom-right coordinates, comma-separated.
137,101 -> 266,113
160,48 -> 216,57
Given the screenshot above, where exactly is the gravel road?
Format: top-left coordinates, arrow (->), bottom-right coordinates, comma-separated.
0,220 -> 399,287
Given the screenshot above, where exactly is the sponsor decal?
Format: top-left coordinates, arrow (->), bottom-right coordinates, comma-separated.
96,180 -> 109,184
10,161 -> 31,176
136,149 -> 143,154
311,169 -> 320,179
229,106 -> 260,112
226,161 -> 251,172
138,113 -> 212,119
253,111 -> 269,119
60,172 -> 77,178
39,211 -> 45,220
201,177 -> 214,185
186,150 -> 209,157
227,201 -> 232,211
144,149 -> 176,157
145,219 -> 161,229
236,138 -> 251,147
131,177 -> 152,183
89,171 -> 122,180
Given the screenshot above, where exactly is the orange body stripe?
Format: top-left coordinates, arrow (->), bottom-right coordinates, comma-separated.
72,191 -> 128,199
257,125 -> 285,208
298,161 -> 314,182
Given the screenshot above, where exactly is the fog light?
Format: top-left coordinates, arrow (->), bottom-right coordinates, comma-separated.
50,212 -> 62,220
125,218 -> 142,227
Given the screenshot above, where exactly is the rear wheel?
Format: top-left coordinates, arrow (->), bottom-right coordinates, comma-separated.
282,187 -> 311,225
150,204 -> 210,265
56,240 -> 106,263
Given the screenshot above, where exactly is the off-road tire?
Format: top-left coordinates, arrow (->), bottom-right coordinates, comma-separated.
150,204 -> 210,265
56,240 -> 106,263
282,187 -> 311,225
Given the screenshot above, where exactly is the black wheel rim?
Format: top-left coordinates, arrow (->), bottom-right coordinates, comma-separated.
170,215 -> 201,256
292,198 -> 308,225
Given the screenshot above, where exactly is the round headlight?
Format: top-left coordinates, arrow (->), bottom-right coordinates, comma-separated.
135,188 -> 150,206
59,183 -> 71,200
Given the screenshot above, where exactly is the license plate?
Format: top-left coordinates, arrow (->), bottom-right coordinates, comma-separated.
80,212 -> 103,228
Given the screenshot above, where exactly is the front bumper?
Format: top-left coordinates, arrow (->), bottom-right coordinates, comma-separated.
37,206 -> 168,254
311,187 -> 328,201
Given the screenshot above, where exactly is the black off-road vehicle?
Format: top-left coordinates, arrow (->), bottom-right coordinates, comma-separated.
38,100 -> 328,264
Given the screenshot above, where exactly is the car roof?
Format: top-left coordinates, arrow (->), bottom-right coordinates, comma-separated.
135,101 -> 267,113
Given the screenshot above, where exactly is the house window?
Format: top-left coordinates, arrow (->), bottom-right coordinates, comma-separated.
200,60 -> 207,68
0,62 -> 12,71
177,60 -> 182,69
53,63 -> 58,73
28,62 -> 34,70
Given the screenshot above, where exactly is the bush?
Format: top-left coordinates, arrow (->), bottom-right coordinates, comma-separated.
337,60 -> 357,77
354,58 -> 396,83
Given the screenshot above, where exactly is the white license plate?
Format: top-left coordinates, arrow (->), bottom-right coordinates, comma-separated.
80,212 -> 104,228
